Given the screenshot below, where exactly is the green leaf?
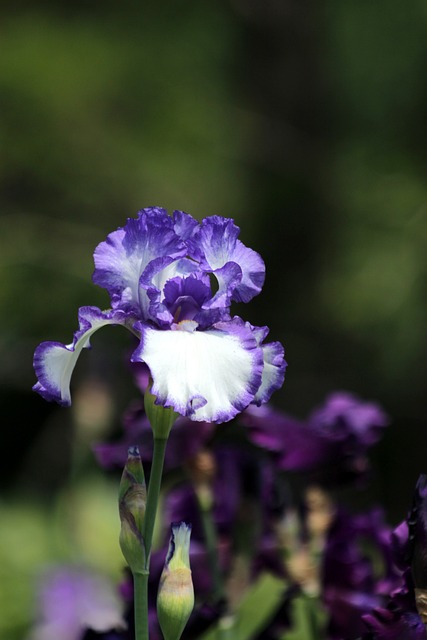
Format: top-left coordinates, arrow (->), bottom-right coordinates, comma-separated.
199,572 -> 286,640
281,593 -> 328,640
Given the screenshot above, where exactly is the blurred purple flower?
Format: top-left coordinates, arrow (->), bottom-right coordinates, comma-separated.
27,566 -> 126,640
361,570 -> 426,639
242,392 -> 389,486
322,507 -> 398,639
357,475 -> 427,639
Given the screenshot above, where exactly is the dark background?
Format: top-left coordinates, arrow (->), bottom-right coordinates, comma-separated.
1,1 -> 427,634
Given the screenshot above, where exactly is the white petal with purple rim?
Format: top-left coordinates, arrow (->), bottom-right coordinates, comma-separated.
132,318 -> 264,423
33,307 -> 129,406
252,341 -> 287,405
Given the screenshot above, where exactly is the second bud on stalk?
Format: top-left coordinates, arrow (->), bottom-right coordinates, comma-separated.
118,446 -> 147,573
157,522 -> 194,640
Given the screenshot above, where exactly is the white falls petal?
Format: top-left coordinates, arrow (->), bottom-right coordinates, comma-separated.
33,307 -> 128,405
132,320 -> 264,423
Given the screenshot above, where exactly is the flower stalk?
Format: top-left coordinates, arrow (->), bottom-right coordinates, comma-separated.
133,394 -> 177,640
119,393 -> 177,640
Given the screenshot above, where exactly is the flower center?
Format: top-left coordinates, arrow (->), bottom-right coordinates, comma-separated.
172,319 -> 198,332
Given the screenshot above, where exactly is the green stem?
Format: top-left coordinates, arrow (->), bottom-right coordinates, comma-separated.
134,571 -> 149,640
132,437 -> 168,640
142,437 -> 168,564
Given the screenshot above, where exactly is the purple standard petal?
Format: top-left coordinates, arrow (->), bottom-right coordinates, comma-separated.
147,272 -> 222,328
131,316 -> 264,423
190,216 -> 265,304
93,207 -> 187,316
33,307 -> 129,406
140,256 -> 200,316
163,274 -> 211,320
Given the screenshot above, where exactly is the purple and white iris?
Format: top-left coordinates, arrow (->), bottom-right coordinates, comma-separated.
33,207 -> 286,423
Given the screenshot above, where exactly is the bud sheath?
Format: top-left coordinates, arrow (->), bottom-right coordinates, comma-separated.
157,522 -> 194,640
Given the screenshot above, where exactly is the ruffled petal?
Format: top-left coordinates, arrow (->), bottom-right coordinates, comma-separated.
230,239 -> 266,303
131,318 -> 264,423
92,207 -> 187,316
172,209 -> 199,241
191,216 -> 265,303
203,261 -> 242,310
33,307 -> 129,406
250,326 -> 287,405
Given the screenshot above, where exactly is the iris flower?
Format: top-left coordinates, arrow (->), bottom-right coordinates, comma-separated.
33,208 -> 286,423
357,476 -> 427,639
28,566 -> 125,640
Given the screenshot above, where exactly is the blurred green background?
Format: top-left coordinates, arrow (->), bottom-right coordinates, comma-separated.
1,0 -> 427,637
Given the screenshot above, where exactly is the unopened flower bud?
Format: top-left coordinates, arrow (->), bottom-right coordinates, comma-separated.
157,522 -> 194,640
119,446 -> 146,573
144,384 -> 178,439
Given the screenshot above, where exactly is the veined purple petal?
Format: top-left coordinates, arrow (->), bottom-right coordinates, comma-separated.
131,317 -> 264,423
93,208 -> 187,316
152,272 -> 227,329
172,209 -> 199,241
33,307 -> 129,406
190,216 -> 265,303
